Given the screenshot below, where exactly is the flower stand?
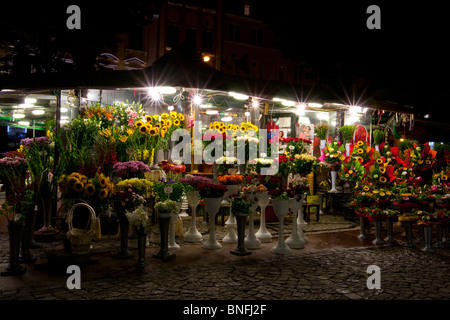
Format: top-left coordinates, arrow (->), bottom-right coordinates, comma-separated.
329,165 -> 339,193
1,220 -> 26,276
244,194 -> 261,250
153,210 -> 175,261
296,194 -> 309,243
270,199 -> 291,255
183,190 -> 203,243
255,191 -> 272,243
358,215 -> 368,239
222,185 -> 240,244
202,197 -> 223,250
168,204 -> 181,250
318,192 -> 325,215
403,220 -> 415,248
416,225 -> 425,244
286,197 -> 305,249
231,212 -> 251,256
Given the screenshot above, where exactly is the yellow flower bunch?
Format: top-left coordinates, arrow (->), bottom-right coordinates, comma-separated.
58,172 -> 114,201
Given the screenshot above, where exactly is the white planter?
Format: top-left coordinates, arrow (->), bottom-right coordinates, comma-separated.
222,184 -> 240,244
255,191 -> 272,243
270,199 -> 291,255
244,193 -> 261,249
183,190 -> 203,243
202,197 -> 223,250
286,197 -> 305,249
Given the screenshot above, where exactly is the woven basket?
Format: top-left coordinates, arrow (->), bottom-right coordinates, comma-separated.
66,203 -> 97,255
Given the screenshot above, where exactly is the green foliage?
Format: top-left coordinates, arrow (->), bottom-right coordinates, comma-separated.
373,129 -> 385,145
339,125 -> 356,143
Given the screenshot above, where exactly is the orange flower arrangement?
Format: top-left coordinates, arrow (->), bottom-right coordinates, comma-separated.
218,174 -> 244,185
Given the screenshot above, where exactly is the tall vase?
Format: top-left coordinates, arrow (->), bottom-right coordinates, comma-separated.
202,197 -> 223,250
136,229 -> 147,268
244,194 -> 261,250
329,165 -> 339,193
183,190 -> 203,243
231,212 -> 251,256
385,217 -> 396,243
318,192 -> 325,215
255,191 -> 272,243
168,204 -> 181,250
286,197 -> 305,249
320,139 -> 326,157
404,221 -> 414,248
423,225 -> 434,252
114,214 -> 133,259
20,207 -> 37,263
373,219 -> 384,245
1,220 -> 26,276
222,185 -> 239,244
153,210 -> 175,261
436,223 -> 444,248
36,191 -> 59,238
270,199 -> 291,255
345,143 -> 351,156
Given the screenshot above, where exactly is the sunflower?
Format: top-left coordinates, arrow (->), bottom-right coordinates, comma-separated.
379,167 -> 386,174
219,128 -> 226,134
442,175 -> 448,181
73,181 -> 84,192
356,141 -> 364,147
85,184 -> 96,196
135,120 -> 144,128
425,160 -> 431,165
67,177 -> 79,189
357,148 -> 364,154
98,189 -> 108,199
154,123 -> 161,129
161,113 -> 169,119
240,126 -> 246,133
170,111 -> 177,119
209,123 -> 214,130
214,124 -> 221,130
149,128 -> 157,136
174,119 -> 181,126
356,156 -> 364,162
139,125 -> 148,134
160,119 -> 166,126
99,175 -> 107,187
227,124 -> 233,130
145,115 -> 153,123
233,125 -> 240,131
379,177 -> 387,183
160,130 -> 166,138
165,119 -> 172,128
178,113 -> 185,121
376,158 -> 383,164
363,186 -> 370,192
379,192 -> 386,197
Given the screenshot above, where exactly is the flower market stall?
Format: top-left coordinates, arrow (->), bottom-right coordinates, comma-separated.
1,46 -> 449,275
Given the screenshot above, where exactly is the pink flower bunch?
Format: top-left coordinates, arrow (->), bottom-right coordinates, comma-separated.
0,156 -> 27,168
21,136 -> 52,147
112,161 -> 150,179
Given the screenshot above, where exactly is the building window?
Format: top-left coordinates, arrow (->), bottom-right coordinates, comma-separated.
229,23 -> 240,42
167,25 -> 179,49
244,4 -> 250,16
202,30 -> 213,50
186,28 -> 197,47
252,29 -> 263,46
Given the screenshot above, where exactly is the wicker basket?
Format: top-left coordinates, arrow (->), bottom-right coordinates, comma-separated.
66,203 -> 97,255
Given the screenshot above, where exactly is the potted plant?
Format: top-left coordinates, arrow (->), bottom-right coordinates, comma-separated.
340,125 -> 356,156
372,129 -> 385,151
315,123 -> 329,157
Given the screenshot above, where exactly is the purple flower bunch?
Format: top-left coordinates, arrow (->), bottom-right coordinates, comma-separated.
112,161 -> 150,179
21,136 -> 52,147
0,156 -> 28,168
179,175 -> 212,190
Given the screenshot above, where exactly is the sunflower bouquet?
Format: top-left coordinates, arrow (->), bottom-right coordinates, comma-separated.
368,156 -> 396,186
351,140 -> 374,164
338,156 -> 366,184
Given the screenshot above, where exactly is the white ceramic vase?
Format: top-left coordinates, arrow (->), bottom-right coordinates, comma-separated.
183,190 -> 203,243
202,197 -> 223,250
244,193 -> 261,249
286,197 -> 305,249
222,184 -> 240,244
270,199 -> 291,255
255,191 -> 272,243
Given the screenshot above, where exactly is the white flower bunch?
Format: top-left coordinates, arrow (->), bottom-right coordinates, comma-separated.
125,206 -> 148,230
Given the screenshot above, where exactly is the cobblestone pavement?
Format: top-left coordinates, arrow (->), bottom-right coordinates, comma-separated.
0,215 -> 449,306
